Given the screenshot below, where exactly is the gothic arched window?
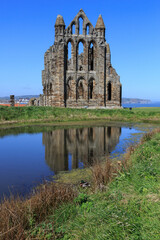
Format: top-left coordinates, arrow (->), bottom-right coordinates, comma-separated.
88,80 -> 93,99
108,82 -> 112,101
71,23 -> 75,34
79,17 -> 83,35
67,41 -> 74,70
86,24 -> 90,35
77,41 -> 84,71
89,42 -> 94,71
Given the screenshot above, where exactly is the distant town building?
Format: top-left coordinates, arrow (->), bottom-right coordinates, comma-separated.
39,9 -> 122,108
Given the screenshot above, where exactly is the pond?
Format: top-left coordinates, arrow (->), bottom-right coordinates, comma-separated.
0,122 -> 156,199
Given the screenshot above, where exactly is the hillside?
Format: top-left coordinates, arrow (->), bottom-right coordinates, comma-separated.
122,98 -> 151,104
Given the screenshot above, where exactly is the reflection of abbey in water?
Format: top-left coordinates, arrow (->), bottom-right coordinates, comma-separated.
42,127 -> 121,173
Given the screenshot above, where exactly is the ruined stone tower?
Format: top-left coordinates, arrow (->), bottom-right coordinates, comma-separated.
40,9 -> 122,108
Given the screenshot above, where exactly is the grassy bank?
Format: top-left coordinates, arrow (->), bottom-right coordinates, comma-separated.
0,106 -> 160,127
0,129 -> 160,239
49,130 -> 160,240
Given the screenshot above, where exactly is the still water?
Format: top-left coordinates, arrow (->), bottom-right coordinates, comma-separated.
0,123 -> 154,199
123,102 -> 160,108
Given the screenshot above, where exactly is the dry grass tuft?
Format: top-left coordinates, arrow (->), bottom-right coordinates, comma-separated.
91,145 -> 136,190
0,182 -> 76,240
91,158 -> 119,190
140,128 -> 160,144
91,128 -> 160,190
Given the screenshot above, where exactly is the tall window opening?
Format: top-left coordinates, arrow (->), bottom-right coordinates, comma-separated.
78,81 -> 84,98
77,78 -> 87,100
86,24 -> 90,35
79,17 -> 83,35
67,42 -> 72,70
120,85 -> 122,106
89,43 -> 94,70
67,80 -> 70,99
78,41 -> 84,71
67,78 -> 75,99
67,80 -> 71,99
43,85 -> 46,94
50,83 -> 52,93
88,80 -> 93,99
71,23 -> 75,34
108,82 -> 112,101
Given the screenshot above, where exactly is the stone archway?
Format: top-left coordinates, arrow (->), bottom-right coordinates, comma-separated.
67,77 -> 76,100
67,39 -> 74,71
76,39 -> 87,71
88,40 -> 97,71
88,78 -> 95,100
76,77 -> 87,100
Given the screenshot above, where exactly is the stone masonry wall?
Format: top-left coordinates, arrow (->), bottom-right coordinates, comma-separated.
40,9 -> 122,108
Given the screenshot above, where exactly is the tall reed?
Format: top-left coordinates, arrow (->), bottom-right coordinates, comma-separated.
0,182 -> 76,240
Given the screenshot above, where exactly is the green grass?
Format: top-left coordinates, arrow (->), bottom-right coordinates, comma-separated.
0,106 -> 160,126
134,107 -> 160,112
28,131 -> 160,239
55,168 -> 92,185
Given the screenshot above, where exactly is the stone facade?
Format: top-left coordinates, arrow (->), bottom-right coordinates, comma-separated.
40,9 -> 122,108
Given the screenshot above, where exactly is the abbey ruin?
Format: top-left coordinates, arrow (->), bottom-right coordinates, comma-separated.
39,9 -> 122,108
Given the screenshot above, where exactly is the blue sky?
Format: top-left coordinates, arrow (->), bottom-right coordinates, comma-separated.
0,0 -> 160,101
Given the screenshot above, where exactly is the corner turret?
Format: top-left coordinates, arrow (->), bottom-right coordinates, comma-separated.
55,15 -> 65,42
95,14 -> 105,39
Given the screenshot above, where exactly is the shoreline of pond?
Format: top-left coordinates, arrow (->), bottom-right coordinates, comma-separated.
0,106 -> 160,129
0,122 -> 148,199
0,117 -> 160,130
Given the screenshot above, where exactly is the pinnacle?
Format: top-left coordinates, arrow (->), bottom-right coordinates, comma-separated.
55,15 -> 65,26
95,14 -> 105,29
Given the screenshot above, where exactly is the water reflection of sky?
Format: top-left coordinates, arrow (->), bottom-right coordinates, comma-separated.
0,133 -> 52,198
111,127 -> 145,158
0,124 -> 154,199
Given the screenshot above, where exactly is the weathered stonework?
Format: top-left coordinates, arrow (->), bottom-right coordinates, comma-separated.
10,95 -> 15,107
40,9 -> 122,108
29,97 -> 40,106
